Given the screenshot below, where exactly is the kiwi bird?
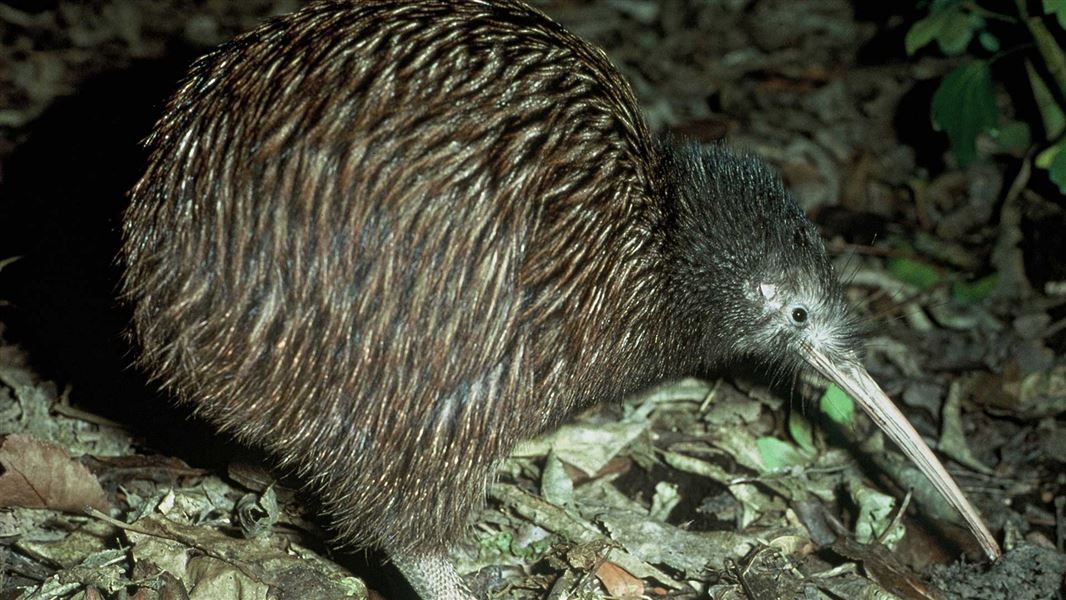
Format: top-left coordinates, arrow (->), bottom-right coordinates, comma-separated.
120,1 -> 1001,598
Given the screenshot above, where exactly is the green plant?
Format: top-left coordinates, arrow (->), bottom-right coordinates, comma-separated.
906,0 -> 1066,192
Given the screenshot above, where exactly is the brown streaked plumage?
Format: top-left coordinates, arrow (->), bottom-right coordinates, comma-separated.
122,1 -> 999,599
125,0 -> 673,558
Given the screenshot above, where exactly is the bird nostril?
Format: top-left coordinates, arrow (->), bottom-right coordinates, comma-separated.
791,306 -> 808,323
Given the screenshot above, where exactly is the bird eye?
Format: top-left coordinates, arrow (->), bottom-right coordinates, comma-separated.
790,306 -> 808,324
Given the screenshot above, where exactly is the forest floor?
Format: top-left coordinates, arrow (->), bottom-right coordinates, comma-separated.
0,1 -> 1064,599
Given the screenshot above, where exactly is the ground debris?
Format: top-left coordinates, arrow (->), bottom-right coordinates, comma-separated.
929,542 -> 1066,600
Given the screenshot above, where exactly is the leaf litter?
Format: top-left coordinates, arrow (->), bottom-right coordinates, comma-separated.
1,0 -> 1065,598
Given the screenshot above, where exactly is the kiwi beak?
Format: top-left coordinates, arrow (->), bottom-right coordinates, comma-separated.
803,346 -> 1002,560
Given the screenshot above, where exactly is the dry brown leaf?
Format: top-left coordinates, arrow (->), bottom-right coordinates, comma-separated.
594,560 -> 643,599
0,433 -> 109,512
830,539 -> 942,600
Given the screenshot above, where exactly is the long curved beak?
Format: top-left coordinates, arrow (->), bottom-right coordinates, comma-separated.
803,346 -> 1001,560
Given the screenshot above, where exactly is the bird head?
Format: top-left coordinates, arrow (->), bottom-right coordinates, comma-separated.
659,140 -> 1000,560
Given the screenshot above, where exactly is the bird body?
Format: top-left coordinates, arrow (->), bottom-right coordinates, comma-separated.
125,0 -> 678,556
121,1 -> 999,598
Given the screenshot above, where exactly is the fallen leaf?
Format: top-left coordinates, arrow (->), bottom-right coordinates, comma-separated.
0,433 -> 109,512
594,560 -> 643,599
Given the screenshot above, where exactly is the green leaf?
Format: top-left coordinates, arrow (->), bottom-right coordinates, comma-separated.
1040,138 -> 1066,194
788,410 -> 817,456
1044,0 -> 1066,29
479,531 -> 513,553
990,120 -> 1031,154
756,437 -> 809,471
932,61 -> 998,165
887,256 -> 943,290
819,384 -> 855,428
1026,60 -> 1066,139
1028,14 -> 1066,106
1049,142 -> 1066,195
937,11 -> 978,55
978,31 -> 1000,53
847,477 -> 905,546
951,273 -> 998,305
906,14 -> 947,55
905,6 -> 979,56
1036,139 -> 1064,168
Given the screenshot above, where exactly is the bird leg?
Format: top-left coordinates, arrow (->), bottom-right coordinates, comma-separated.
389,548 -> 477,600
